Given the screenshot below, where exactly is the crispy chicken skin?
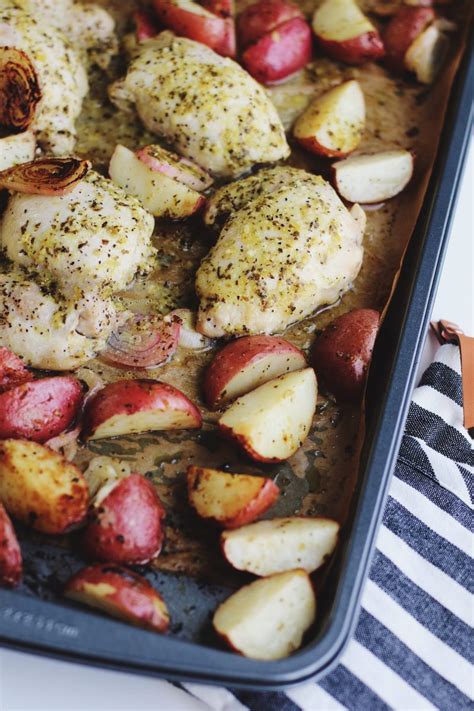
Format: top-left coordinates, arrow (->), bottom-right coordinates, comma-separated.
0,271 -> 111,370
196,170 -> 365,337
109,32 -> 289,178
0,1 -> 88,154
0,171 -> 156,299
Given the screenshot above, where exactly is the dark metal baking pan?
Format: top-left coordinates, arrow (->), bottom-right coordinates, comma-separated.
0,41 -> 472,690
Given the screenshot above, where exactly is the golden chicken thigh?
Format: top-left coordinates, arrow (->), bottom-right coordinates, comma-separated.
196,170 -> 365,337
109,32 -> 289,179
0,170 -> 155,299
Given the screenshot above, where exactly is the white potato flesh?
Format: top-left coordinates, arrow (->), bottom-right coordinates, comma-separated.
294,80 -> 365,156
333,150 -> 414,203
218,351 -> 307,405
88,409 -> 199,440
213,569 -> 316,660
222,517 -> 340,575
188,467 -> 273,522
312,0 -> 375,42
405,25 -> 449,84
0,131 -> 36,171
109,144 -> 203,219
219,368 -> 317,461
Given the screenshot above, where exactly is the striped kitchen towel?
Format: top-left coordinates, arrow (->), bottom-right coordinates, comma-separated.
171,341 -> 473,710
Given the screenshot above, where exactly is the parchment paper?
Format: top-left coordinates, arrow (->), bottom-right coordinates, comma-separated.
69,0 -> 472,582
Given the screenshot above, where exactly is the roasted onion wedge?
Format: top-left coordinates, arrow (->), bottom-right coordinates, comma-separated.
0,157 -> 91,196
100,314 -> 181,369
0,47 -> 42,133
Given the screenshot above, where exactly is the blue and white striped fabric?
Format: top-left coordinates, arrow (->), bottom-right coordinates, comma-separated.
174,342 -> 473,711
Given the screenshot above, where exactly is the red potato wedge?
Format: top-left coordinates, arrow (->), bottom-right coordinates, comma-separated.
242,17 -> 312,85
0,131 -> 36,172
294,80 -> 365,158
332,150 -> 414,203
137,144 -> 213,192
0,439 -> 88,534
101,313 -> 181,369
153,0 -> 236,57
213,569 -> 316,660
83,379 -> 202,441
221,516 -> 339,575
312,0 -> 384,65
82,474 -> 165,564
218,368 -> 317,463
383,5 -> 435,71
187,466 -> 279,528
312,309 -> 380,402
203,335 -> 306,409
0,346 -> 32,393
65,564 -> 170,633
0,502 -> 22,587
109,144 -> 205,219
167,309 -> 214,350
404,23 -> 449,84
237,0 -> 304,48
0,376 -> 83,443
134,9 -> 163,41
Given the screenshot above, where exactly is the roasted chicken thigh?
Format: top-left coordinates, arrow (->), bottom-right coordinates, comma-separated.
0,170 -> 155,299
19,0 -> 117,69
0,271 -> 110,370
196,169 -> 365,337
109,32 -> 289,178
0,1 -> 88,153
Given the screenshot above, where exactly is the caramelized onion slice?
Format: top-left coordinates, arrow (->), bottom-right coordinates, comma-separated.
100,314 -> 181,369
0,47 -> 42,132
0,157 -> 91,195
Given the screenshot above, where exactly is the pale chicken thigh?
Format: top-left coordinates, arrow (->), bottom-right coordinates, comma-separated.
109,32 -> 289,179
196,173 -> 365,337
0,271 -> 111,370
204,166 -> 315,232
19,0 -> 117,69
0,1 -> 88,154
0,170 -> 155,299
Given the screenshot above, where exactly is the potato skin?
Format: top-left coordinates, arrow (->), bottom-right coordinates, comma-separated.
242,17 -> 312,85
0,439 -> 88,534
384,6 -> 435,71
0,346 -> 32,394
82,379 -> 202,439
312,309 -> 380,402
203,335 -> 305,408
82,474 -> 166,564
0,376 -> 83,443
65,564 -> 170,633
153,0 -> 236,57
318,31 -> 384,65
237,0 -> 303,48
0,502 -> 22,587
